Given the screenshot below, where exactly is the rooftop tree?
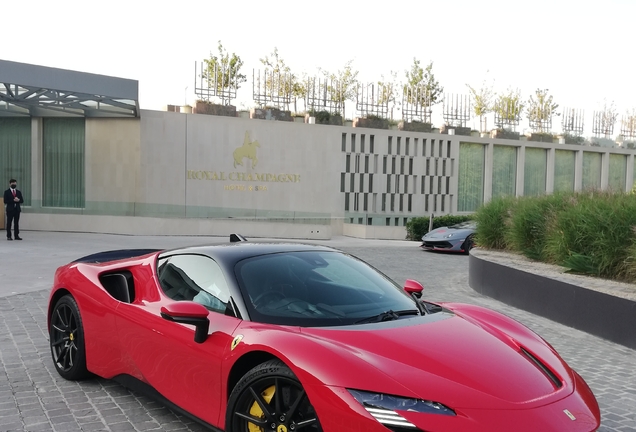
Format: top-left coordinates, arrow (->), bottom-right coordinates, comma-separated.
466,79 -> 494,132
527,88 -> 559,133
403,58 -> 443,123
202,41 -> 246,105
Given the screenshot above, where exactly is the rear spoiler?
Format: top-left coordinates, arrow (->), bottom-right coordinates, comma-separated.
73,249 -> 161,264
74,234 -> 247,263
230,233 -> 248,243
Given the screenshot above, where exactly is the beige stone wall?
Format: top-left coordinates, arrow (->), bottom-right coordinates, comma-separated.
85,118 -> 140,205
137,110 -> 187,210
138,111 -> 343,219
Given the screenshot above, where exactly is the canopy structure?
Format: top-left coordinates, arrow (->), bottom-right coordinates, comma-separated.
0,59 -> 139,118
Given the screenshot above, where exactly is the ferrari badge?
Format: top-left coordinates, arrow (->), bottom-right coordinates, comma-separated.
231,335 -> 244,351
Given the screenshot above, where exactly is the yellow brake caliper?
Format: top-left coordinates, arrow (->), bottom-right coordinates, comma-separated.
248,385 -> 275,432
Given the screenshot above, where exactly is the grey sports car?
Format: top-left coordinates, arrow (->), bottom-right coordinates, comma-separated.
420,221 -> 476,254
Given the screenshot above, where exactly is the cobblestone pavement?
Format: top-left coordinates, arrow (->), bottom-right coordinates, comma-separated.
0,232 -> 634,431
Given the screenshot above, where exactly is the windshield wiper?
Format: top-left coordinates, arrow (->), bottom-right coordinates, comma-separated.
354,309 -> 420,324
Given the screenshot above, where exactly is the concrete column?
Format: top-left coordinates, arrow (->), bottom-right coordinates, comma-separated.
449,136 -> 460,214
516,145 -> 525,197
546,147 -> 555,194
30,118 -> 43,208
601,150 -> 610,190
483,142 -> 494,203
627,154 -> 634,192
574,149 -> 583,191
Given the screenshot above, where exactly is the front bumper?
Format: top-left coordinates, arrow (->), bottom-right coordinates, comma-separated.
309,371 -> 600,432
420,240 -> 464,252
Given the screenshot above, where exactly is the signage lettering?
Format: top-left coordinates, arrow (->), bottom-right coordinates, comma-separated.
188,170 -> 300,183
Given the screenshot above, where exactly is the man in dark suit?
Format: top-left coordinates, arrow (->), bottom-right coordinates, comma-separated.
4,179 -> 24,240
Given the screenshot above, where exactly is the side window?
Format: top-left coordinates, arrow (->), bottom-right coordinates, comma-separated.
157,254 -> 234,316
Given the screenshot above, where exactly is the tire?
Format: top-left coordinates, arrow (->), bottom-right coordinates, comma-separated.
463,235 -> 475,255
226,359 -> 322,432
49,295 -> 90,380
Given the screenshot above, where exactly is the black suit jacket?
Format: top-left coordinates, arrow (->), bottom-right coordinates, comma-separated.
4,188 -> 23,213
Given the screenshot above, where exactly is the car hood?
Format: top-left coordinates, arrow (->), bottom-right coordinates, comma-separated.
422,227 -> 472,240
299,312 -> 570,410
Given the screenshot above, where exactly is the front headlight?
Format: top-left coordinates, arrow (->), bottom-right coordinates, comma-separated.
348,389 -> 455,429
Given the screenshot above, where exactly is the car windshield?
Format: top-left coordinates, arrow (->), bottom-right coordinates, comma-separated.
450,221 -> 476,229
234,251 -> 418,326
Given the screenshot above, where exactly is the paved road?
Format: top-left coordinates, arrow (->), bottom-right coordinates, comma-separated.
0,231 -> 634,431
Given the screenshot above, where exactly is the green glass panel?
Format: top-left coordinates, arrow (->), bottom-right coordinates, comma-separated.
0,118 -> 32,205
554,150 -> 575,192
523,148 -> 547,196
608,154 -> 626,192
458,142 -> 485,212
492,145 -> 516,198
582,152 -> 602,190
43,118 -> 85,208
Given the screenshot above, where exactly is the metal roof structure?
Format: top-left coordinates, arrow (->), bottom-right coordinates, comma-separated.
0,59 -> 139,118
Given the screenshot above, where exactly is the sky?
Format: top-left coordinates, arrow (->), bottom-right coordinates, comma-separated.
3,0 -> 635,135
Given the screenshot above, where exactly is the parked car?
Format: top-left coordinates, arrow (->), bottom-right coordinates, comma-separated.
421,221 -> 477,254
48,234 -> 600,432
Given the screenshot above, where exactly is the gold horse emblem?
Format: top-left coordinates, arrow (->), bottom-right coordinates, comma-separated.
277,425 -> 287,432
233,132 -> 260,169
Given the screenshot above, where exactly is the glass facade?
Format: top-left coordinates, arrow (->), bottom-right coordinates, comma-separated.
42,118 -> 85,208
608,154 -> 626,192
0,118 -> 32,206
554,150 -> 575,192
582,152 -> 602,190
458,143 -> 485,211
524,148 -> 547,196
492,145 -> 516,198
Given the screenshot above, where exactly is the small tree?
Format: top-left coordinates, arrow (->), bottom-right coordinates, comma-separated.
202,41 -> 246,105
527,88 -> 559,133
593,101 -> 619,139
321,60 -> 359,118
493,88 -> 525,130
466,79 -> 494,132
259,47 -> 305,111
620,108 -> 636,141
377,71 -> 399,120
403,58 -> 443,122
291,72 -> 308,114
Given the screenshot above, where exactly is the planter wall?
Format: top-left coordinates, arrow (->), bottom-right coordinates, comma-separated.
440,125 -> 471,136
490,129 -> 520,140
353,117 -> 389,130
398,121 -> 432,132
528,132 -> 556,143
563,135 -> 585,145
305,113 -> 343,125
250,108 -> 293,122
193,102 -> 237,117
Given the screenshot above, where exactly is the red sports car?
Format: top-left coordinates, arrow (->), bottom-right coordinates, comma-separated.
48,235 -> 601,432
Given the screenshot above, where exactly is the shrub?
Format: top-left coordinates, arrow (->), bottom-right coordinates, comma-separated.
309,110 -> 332,123
474,196 -> 516,249
507,193 -> 571,260
482,190 -> 636,282
406,214 -> 474,241
545,191 -> 636,279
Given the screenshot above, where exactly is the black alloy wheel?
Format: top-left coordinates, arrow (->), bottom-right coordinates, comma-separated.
227,360 -> 322,432
49,295 -> 89,380
463,235 -> 475,255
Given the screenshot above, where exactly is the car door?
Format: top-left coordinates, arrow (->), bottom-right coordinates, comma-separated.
115,253 -> 240,427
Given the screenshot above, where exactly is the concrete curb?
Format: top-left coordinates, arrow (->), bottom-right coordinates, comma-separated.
469,252 -> 636,350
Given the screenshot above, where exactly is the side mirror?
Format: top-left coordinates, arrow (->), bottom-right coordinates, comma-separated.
404,279 -> 424,299
161,302 -> 210,343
